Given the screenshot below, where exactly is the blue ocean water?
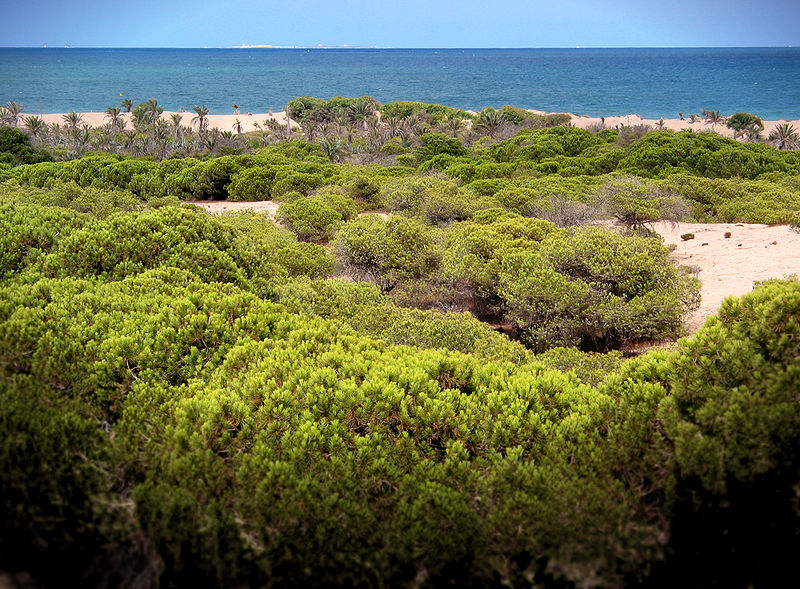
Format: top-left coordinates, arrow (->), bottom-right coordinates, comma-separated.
1,47 -> 798,119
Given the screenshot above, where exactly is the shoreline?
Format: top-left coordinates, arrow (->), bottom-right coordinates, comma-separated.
18,109 -> 800,139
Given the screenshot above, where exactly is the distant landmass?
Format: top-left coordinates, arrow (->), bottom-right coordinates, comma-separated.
230,44 -> 386,49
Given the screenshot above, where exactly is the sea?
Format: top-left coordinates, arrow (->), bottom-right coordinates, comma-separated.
1,47 -> 799,120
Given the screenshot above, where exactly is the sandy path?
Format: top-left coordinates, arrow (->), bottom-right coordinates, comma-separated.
652,221 -> 800,331
184,200 -> 281,216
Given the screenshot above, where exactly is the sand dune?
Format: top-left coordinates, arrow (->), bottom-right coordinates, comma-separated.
185,199 -> 281,216
567,112 -> 800,139
652,221 -> 800,331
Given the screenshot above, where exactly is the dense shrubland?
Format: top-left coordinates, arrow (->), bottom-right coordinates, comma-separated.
1,99 -> 800,586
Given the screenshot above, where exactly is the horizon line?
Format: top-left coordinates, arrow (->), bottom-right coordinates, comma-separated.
1,45 -> 797,50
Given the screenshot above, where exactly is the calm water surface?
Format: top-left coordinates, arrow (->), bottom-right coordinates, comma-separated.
1,47 -> 798,119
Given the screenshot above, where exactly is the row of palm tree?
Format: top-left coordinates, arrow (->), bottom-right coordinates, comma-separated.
5,98 -> 798,162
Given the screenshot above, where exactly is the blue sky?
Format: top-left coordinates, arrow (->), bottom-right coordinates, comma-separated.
2,0 -> 798,48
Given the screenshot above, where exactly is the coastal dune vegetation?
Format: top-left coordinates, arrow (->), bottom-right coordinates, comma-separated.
1,95 -> 799,587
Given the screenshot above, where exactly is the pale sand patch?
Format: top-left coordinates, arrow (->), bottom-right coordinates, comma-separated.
186,200 -> 392,220
652,221 -> 800,331
184,200 -> 281,216
567,112 -> 800,140
29,111 -> 296,133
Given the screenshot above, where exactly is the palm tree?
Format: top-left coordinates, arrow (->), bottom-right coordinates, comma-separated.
22,115 -> 47,142
75,125 -> 92,155
473,108 -> 506,138
768,123 -> 799,150
702,109 -> 725,129
4,101 -> 23,127
440,116 -> 465,138
145,98 -> 161,128
96,123 -> 114,151
385,116 -> 402,138
319,137 -> 345,162
121,98 -> 133,112
202,128 -> 220,153
169,113 -> 184,138
403,111 -> 431,137
301,119 -> 318,142
232,118 -> 243,136
62,111 -> 84,130
192,105 -> 209,132
105,106 -> 123,130
348,100 -> 375,130
49,123 -> 65,147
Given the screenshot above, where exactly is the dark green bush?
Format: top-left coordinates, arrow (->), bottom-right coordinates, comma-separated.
380,101 -> 471,123
415,132 -> 469,162
497,226 -> 699,351
228,166 -> 276,201
726,112 -> 763,133
0,125 -> 53,165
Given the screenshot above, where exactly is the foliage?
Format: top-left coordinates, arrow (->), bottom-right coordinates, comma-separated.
334,214 -> 441,291
726,112 -> 763,133
415,132 -> 468,162
379,174 -> 491,224
380,101 -> 472,123
443,215 -> 698,350
0,125 -> 53,165
276,192 -> 357,242
610,278 -> 800,586
3,98 -> 800,587
498,226 -> 699,350
593,175 -> 690,229
227,166 -> 276,201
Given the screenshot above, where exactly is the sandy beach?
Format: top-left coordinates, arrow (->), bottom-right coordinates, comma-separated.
567,112 -> 800,139
21,109 -> 800,140
651,220 -> 800,331
29,110 -> 296,133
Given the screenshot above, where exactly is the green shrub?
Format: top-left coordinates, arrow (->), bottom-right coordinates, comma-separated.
415,132 -> 468,162
276,193 -> 357,242
379,174 -> 487,223
228,166 -> 276,201
608,278 -> 800,586
536,346 -> 624,386
380,101 -> 471,123
334,215 -> 442,291
497,226 -> 699,351
726,112 -> 763,133
593,175 -> 690,229
0,126 -> 53,165
270,168 -> 327,198
0,202 -> 88,280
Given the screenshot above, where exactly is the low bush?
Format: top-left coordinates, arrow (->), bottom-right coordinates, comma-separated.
276,192 -> 357,242
334,215 -> 442,291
